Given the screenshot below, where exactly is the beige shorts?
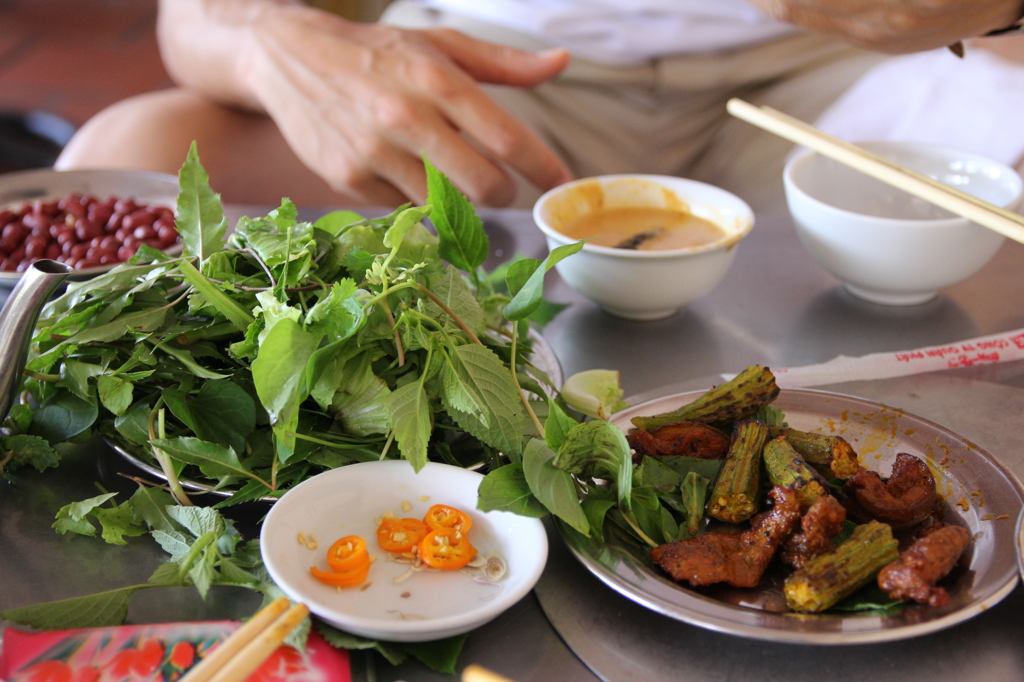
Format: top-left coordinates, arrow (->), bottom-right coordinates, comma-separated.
382,1 -> 885,212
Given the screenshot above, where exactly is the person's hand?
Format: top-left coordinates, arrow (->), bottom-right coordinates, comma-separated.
243,4 -> 573,207
748,0 -> 1024,53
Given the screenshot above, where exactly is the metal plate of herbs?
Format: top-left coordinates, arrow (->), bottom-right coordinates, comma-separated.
558,388 -> 1024,644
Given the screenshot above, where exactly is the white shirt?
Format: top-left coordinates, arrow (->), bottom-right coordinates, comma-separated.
415,0 -> 796,65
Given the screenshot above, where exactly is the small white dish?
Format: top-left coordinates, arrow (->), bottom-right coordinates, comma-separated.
784,141 -> 1023,306
533,175 -> 754,321
260,461 -> 548,642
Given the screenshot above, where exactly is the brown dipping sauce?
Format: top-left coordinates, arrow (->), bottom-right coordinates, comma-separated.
560,206 -> 727,251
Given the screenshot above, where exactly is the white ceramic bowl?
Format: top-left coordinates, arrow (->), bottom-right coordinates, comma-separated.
533,175 -> 754,320
260,461 -> 548,642
784,141 -> 1023,306
0,167 -> 180,287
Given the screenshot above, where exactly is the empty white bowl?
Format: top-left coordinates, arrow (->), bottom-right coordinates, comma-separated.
784,141 -> 1023,306
260,461 -> 548,642
533,175 -> 754,320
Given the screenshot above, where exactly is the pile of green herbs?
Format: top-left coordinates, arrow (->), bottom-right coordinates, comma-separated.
0,144 -> 584,672
9,145 -> 580,505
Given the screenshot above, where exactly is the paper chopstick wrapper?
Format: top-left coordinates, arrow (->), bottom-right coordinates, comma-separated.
767,328 -> 1024,388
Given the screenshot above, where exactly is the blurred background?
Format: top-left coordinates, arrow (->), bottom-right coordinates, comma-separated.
0,0 -> 390,174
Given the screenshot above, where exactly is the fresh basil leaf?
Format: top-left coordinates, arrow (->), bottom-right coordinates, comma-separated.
523,438 -> 589,535
544,399 -> 578,452
477,462 -> 549,517
503,241 -> 584,321
554,419 -> 633,509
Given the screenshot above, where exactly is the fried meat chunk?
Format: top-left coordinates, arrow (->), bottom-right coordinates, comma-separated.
627,421 -> 730,463
844,452 -> 937,528
780,494 -> 847,569
877,524 -> 971,607
650,486 -> 801,588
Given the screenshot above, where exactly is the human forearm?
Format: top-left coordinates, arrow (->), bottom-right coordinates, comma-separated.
748,0 -> 1024,53
157,0 -> 301,111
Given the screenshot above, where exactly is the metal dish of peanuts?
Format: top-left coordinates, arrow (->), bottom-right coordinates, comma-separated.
0,168 -> 182,285
558,388 -> 1024,644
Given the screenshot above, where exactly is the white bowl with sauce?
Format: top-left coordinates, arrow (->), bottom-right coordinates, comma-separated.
533,175 -> 754,320
784,141 -> 1023,306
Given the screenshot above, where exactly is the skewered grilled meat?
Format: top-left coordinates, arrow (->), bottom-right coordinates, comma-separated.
877,523 -> 971,607
627,421 -> 730,463
844,452 -> 937,528
780,494 -> 847,569
650,486 -> 800,588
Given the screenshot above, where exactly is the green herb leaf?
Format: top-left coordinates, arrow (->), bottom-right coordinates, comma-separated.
53,492 -> 118,536
2,434 -> 59,473
477,462 -> 549,517
503,242 -> 584,321
177,141 -> 227,261
523,438 -> 589,534
149,436 -> 254,482
388,381 -> 432,471
0,585 -> 152,629
178,259 -> 254,333
424,157 -> 488,272
554,420 -> 633,509
252,318 -> 323,464
440,345 -> 526,459
401,634 -> 469,674
97,375 -> 133,416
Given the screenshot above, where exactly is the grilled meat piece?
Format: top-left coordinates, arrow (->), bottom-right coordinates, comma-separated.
627,421 -> 730,463
844,452 -> 937,528
650,486 -> 801,587
780,494 -> 847,569
877,524 -> 971,607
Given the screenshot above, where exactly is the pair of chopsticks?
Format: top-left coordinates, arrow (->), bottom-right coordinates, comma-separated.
180,597 -> 309,682
726,98 -> 1024,246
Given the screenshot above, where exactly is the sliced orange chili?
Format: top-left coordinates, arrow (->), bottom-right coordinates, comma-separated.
376,517 -> 429,553
423,504 -> 473,534
327,535 -> 369,572
419,528 -> 477,570
310,562 -> 370,587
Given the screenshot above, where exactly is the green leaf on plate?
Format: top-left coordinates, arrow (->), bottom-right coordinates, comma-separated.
523,438 -> 589,534
425,157 -> 488,273
177,141 -> 227,262
477,462 -> 549,517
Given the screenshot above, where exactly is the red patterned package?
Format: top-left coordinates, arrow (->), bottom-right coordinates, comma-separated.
0,621 -> 350,682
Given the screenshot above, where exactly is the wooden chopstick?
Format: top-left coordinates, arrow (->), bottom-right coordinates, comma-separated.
180,597 -> 310,682
725,97 -> 1024,246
